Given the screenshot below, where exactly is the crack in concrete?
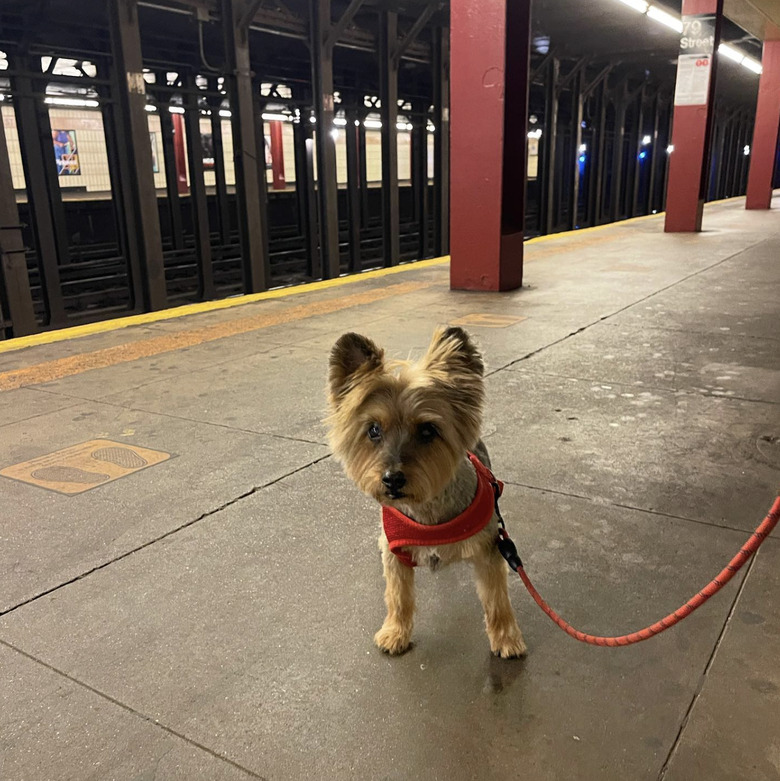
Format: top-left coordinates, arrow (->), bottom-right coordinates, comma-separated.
655,550 -> 761,780
0,453 -> 332,619
0,637 -> 267,780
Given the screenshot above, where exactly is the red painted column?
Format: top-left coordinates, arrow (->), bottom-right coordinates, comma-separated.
664,0 -> 723,232
269,120 -> 286,191
450,0 -> 530,291
746,40 -> 780,209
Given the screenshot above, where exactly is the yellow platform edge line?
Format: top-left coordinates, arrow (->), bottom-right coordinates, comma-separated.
0,257 -> 449,354
0,192 -> 749,355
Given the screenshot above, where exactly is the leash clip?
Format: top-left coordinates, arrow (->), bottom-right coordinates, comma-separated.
491,480 -> 523,571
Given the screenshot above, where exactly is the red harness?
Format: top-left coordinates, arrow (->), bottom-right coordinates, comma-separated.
381,453 -> 503,567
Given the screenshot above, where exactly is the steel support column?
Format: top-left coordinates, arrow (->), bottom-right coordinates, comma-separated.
412,101 -> 430,260
450,0 -> 530,290
208,85 -> 232,245
0,114 -> 36,337
109,0 -> 167,311
664,0 -> 723,232
310,0 -> 341,279
630,88 -> 646,216
590,79 -> 608,226
159,106 -> 185,249
222,0 -> 270,292
540,58 -> 559,235
568,70 -> 584,230
610,95 -> 628,222
345,102 -> 362,273
12,61 -> 68,326
432,25 -> 449,256
379,10 -> 400,267
184,75 -> 215,300
292,107 -> 320,278
746,40 -> 780,209
647,93 -> 662,214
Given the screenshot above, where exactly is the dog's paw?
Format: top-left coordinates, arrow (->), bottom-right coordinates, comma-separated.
374,624 -> 412,655
490,630 -> 527,659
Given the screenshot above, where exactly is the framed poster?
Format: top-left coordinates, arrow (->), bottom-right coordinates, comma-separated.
52,129 -> 80,175
264,135 -> 272,169
149,131 -> 160,173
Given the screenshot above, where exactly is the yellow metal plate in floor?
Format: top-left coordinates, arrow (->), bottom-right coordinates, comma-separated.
450,314 -> 527,328
0,440 -> 171,495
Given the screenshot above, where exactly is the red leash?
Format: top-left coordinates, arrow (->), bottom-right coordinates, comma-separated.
497,493 -> 780,647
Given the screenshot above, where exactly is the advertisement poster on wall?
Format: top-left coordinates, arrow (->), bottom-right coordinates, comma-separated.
52,129 -> 80,175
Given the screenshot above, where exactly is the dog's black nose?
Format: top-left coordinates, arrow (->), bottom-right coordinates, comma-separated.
382,471 -> 406,494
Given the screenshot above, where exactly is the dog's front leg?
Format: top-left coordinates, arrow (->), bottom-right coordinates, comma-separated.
375,537 -> 415,655
473,546 -> 527,658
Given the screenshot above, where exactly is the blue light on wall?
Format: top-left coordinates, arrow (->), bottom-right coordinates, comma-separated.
638,150 -> 648,160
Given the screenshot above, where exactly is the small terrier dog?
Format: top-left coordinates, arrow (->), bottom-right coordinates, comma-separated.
326,326 -> 526,658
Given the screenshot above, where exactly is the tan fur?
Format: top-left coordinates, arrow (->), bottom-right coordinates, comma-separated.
326,327 -> 526,658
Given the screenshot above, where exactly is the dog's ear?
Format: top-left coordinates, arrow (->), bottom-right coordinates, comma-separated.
328,332 -> 384,401
422,326 -> 484,378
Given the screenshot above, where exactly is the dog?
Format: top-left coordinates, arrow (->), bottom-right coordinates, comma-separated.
326,326 -> 526,658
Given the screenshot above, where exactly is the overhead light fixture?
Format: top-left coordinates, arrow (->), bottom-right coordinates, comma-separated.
333,117 -> 347,126
262,112 -> 292,122
647,5 -> 683,33
617,0 -> 649,12
718,43 -> 763,74
718,43 -> 744,63
364,119 -> 382,129
642,135 -> 652,145
169,106 -> 185,114
44,96 -> 99,108
219,109 -> 232,118
144,104 -> 157,113
578,143 -> 587,153
666,144 -> 675,153
396,121 -> 413,131
743,144 -> 750,156
741,57 -> 763,74
527,129 -> 542,139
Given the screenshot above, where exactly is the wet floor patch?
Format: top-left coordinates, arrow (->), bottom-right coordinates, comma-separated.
0,440 -> 172,495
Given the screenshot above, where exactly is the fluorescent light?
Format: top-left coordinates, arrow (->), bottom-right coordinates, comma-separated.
396,121 -> 413,131
262,112 -> 292,122
578,143 -> 587,153
617,0 -> 649,12
333,117 -> 347,126
642,135 -> 652,145
527,129 -> 542,139
742,57 -> 763,74
364,119 -> 382,129
219,109 -> 232,118
647,5 -> 683,33
719,43 -> 744,63
169,106 -> 185,114
666,144 -> 675,154
44,97 -> 99,108
743,145 -> 750,156
309,116 -> 316,123
144,104 -> 157,113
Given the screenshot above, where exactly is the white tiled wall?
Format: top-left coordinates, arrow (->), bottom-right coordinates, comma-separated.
3,105 -> 423,198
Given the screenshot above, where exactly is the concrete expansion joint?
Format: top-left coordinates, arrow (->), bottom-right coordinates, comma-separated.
656,551 -> 761,781
0,453 -> 332,620
0,638 -> 268,781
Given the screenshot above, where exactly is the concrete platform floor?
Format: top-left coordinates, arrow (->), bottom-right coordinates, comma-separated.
1,196 -> 779,780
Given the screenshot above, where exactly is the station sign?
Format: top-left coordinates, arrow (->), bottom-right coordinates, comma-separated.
674,15 -> 716,106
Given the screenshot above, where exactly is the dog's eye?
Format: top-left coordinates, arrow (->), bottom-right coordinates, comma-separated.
367,423 -> 382,441
418,423 -> 438,443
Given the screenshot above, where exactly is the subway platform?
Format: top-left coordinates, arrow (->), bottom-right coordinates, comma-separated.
1,195 -> 779,780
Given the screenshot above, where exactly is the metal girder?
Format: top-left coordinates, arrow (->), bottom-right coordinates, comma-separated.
0,118 -> 36,338
380,9 -> 400,267
345,100 -> 363,273
184,72 -> 216,299
310,0 -> 341,279
109,0 -> 168,311
222,0 -> 270,291
326,0 -> 365,48
432,25 -> 449,256
394,1 -> 440,65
